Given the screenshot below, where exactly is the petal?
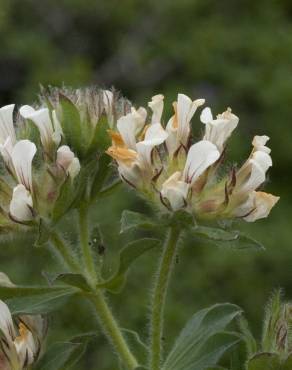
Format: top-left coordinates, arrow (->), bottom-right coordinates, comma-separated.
244,191 -> 279,222
117,110 -> 144,150
0,300 -> 15,340
21,107 -> 54,150
11,140 -> 36,191
200,107 -> 213,123
252,135 -> 271,154
148,94 -> 164,124
183,140 -> 220,185
202,108 -> 239,152
143,123 -> 168,145
176,94 -> 205,147
161,171 -> 189,211
0,105 -> 16,145
0,137 -> 14,168
67,158 -> 80,179
9,184 -> 33,222
57,145 -> 75,170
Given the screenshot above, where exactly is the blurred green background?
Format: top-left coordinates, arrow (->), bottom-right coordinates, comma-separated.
0,0 -> 292,369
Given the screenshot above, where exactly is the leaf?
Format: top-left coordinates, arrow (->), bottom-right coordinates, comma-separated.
121,328 -> 148,367
166,210 -> 195,229
90,153 -> 111,199
192,226 -> 264,251
0,285 -> 77,315
238,316 -> 257,357
51,176 -> 75,222
87,116 -> 111,154
247,352 -> 280,370
120,210 -> 157,233
98,238 -> 161,293
36,337 -> 92,370
162,303 -> 242,370
59,94 -> 84,156
34,218 -> 51,247
192,226 -> 239,241
46,272 -> 92,292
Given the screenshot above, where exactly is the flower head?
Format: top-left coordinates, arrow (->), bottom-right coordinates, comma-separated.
107,93 -> 279,223
0,275 -> 46,370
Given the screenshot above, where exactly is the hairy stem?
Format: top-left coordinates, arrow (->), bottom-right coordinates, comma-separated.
149,226 -> 181,370
50,231 -> 79,272
89,291 -> 138,369
78,205 -> 97,286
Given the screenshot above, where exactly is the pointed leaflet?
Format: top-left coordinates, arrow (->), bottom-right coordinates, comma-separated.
0,285 -> 77,315
97,238 -> 161,293
247,353 -> 281,370
120,210 -> 158,233
162,303 -> 242,370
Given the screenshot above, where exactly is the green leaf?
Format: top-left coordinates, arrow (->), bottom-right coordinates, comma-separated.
192,226 -> 239,241
121,328 -> 148,367
192,227 -> 264,251
46,272 -> 92,292
166,210 -> 195,229
52,177 -> 75,222
37,342 -> 87,370
120,210 -> 157,233
0,285 -> 77,315
247,352 -> 280,370
162,303 -> 242,370
90,153 -> 111,199
98,238 -> 161,293
282,354 -> 292,370
34,218 -> 51,247
87,116 -> 111,154
238,316 -> 257,357
59,94 -> 83,156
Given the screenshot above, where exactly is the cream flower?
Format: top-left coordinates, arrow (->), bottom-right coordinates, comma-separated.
234,191 -> 280,222
107,98 -> 168,186
56,145 -> 80,179
161,172 -> 189,211
0,298 -> 46,370
200,107 -> 239,152
183,140 -> 220,185
148,94 -> 164,124
166,94 -> 205,156
20,106 -> 61,152
236,136 -> 272,193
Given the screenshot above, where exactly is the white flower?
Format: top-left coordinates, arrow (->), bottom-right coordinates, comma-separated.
57,145 -> 80,179
183,140 -> 220,185
117,107 -> 147,150
0,105 -> 17,169
0,298 -> 46,369
166,94 -> 205,155
236,137 -> 272,193
20,106 -> 61,151
148,94 -> 164,124
9,184 -> 34,222
234,191 -> 280,222
11,140 -> 36,192
161,172 -> 189,211
200,107 -> 239,152
0,104 -> 16,145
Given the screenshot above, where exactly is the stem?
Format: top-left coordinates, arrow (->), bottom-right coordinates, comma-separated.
89,290 -> 138,369
50,231 -> 79,272
78,204 -> 97,286
149,226 -> 181,370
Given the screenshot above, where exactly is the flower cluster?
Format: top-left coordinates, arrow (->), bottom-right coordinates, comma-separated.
0,87 -> 129,228
0,274 -> 46,370
106,93 -> 279,222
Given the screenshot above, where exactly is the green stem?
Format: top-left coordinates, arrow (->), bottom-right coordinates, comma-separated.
149,226 -> 181,370
78,205 -> 97,287
50,231 -> 79,272
89,290 -> 138,369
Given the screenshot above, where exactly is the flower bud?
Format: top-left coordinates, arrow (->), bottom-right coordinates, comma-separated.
56,145 -> 80,179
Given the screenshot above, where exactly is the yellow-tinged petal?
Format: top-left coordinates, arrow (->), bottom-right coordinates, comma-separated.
106,146 -> 137,166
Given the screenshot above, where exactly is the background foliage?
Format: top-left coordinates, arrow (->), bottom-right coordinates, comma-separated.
0,0 -> 291,369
